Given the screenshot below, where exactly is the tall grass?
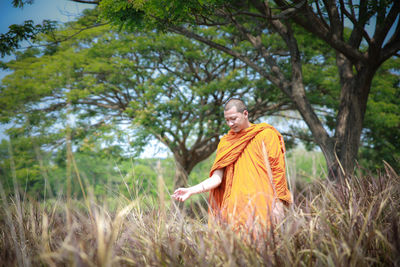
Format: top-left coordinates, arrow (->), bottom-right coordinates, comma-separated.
0,163 -> 399,266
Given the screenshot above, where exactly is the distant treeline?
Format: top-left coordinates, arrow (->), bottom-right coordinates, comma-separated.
0,137 -> 326,201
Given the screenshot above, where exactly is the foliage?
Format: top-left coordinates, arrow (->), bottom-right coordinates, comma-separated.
11,0 -> 34,8
0,137 -> 52,199
1,8 -> 295,187
97,0 -> 400,178
0,131 -> 330,201
117,157 -> 176,200
2,0 -> 399,178
0,18 -> 57,57
0,137 -> 177,200
286,148 -> 327,182
1,1 -> 398,186
359,58 -> 400,171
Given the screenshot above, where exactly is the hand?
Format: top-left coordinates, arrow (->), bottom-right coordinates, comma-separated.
272,200 -> 285,224
172,187 -> 192,202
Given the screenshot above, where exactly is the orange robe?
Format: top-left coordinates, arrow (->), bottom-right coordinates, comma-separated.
208,123 -> 292,229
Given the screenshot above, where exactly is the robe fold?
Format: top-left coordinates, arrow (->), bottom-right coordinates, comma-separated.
208,123 -> 292,228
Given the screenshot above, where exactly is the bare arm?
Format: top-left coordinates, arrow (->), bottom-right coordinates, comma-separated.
172,169 -> 224,202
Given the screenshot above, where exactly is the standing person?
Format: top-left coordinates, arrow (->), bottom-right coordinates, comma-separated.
172,99 -> 292,230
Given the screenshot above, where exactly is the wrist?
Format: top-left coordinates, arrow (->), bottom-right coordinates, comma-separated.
194,183 -> 206,194
201,184 -> 206,193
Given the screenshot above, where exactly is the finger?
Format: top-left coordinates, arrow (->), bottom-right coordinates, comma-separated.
172,190 -> 182,196
173,189 -> 181,194
173,194 -> 184,201
172,192 -> 182,199
173,188 -> 186,194
175,191 -> 185,198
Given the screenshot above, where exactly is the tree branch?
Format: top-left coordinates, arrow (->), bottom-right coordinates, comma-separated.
77,99 -> 121,111
223,8 -> 292,96
314,0 -> 330,30
168,25 -> 291,93
324,0 -> 343,39
381,38 -> 400,64
280,131 -> 314,143
339,0 -> 371,47
70,0 -> 99,4
249,100 -> 293,121
274,0 -> 367,64
48,23 -> 109,44
372,1 -> 400,50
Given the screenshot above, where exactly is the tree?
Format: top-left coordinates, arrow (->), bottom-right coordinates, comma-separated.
1,10 -> 293,188
97,0 -> 400,179
359,57 -> 400,171
0,136 -> 55,199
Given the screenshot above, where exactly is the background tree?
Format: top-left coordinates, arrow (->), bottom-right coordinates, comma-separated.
2,1 -> 398,186
0,137 -> 50,198
0,10 -> 293,188
97,0 -> 400,179
0,135 -> 177,200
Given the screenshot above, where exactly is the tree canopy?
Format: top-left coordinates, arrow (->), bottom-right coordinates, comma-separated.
1,9 -> 295,187
1,0 -> 399,185
97,0 -> 400,178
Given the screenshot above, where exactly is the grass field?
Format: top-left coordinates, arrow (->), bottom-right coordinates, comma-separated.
1,155 -> 399,266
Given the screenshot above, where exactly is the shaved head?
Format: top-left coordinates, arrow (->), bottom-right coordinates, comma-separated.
224,98 -> 250,132
224,98 -> 247,113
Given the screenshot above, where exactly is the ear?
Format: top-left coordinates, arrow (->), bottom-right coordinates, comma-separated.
243,110 -> 248,118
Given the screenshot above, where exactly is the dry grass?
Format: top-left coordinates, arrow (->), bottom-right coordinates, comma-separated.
1,164 -> 399,267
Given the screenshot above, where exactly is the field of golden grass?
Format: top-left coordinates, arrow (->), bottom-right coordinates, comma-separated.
1,163 -> 399,266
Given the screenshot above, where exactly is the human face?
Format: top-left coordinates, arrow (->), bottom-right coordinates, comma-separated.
224,107 -> 250,133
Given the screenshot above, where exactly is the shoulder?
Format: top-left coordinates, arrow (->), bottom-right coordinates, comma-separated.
256,124 -> 286,153
255,129 -> 279,146
257,124 -> 281,139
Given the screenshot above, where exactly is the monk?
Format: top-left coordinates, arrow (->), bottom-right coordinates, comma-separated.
172,99 -> 292,230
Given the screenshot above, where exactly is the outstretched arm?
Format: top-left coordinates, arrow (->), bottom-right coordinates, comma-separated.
172,169 -> 224,202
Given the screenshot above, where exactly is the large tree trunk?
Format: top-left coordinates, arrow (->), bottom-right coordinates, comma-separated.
170,137 -> 220,188
277,22 -> 338,180
297,68 -> 375,180
332,53 -> 377,178
285,53 -> 376,180
173,159 -> 190,189
275,19 -> 378,180
172,153 -> 198,189
289,81 -> 337,179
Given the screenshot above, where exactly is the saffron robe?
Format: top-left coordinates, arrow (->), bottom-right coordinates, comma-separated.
208,123 -> 292,228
